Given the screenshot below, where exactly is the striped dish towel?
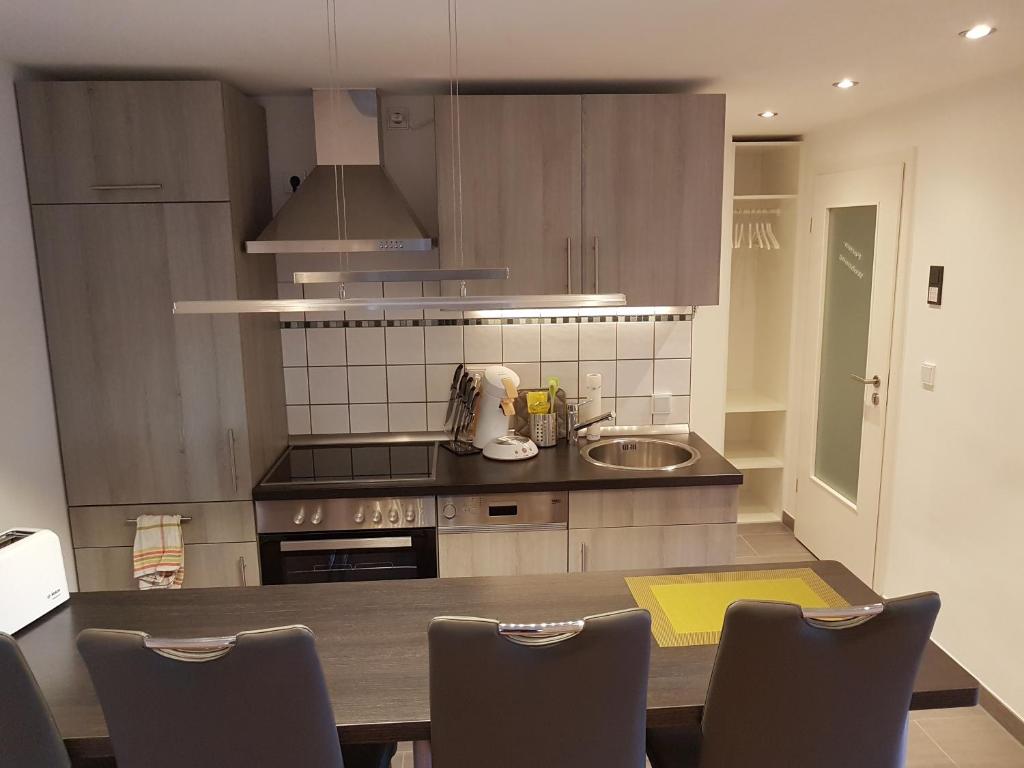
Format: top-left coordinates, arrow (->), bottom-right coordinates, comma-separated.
133,514 -> 184,590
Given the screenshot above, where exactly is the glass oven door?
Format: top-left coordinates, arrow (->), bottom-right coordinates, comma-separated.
259,529 -> 437,584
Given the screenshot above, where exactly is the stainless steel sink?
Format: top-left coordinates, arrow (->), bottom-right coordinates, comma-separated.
580,437 -> 700,471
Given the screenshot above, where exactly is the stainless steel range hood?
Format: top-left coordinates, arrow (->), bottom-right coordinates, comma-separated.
245,90 -> 434,255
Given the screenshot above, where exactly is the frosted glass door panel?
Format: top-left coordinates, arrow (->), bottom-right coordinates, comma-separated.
813,205 -> 877,503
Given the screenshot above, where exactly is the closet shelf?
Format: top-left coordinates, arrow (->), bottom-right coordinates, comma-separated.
724,443 -> 784,471
725,391 -> 787,414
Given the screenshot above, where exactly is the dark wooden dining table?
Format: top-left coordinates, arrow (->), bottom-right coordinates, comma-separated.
16,559 -> 978,766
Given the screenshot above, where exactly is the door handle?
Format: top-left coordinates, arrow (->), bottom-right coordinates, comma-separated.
593,236 -> 600,293
227,429 -> 239,493
566,236 -> 572,293
849,374 -> 881,389
580,541 -> 587,572
89,183 -> 163,191
239,555 -> 247,587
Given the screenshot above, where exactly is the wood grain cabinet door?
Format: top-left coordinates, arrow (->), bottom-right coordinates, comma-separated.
75,542 -> 260,591
16,81 -> 230,204
569,524 -> 736,573
436,95 -> 583,295
33,203 -> 253,506
438,530 -> 568,577
582,94 -> 726,306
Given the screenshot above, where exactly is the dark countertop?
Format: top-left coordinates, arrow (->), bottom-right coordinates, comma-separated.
253,431 -> 742,500
17,560 -> 978,762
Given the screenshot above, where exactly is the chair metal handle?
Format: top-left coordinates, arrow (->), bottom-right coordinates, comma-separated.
803,603 -> 884,629
498,620 -> 585,642
144,635 -> 236,651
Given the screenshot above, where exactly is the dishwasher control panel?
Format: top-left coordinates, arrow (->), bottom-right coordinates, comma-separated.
437,492 -> 567,529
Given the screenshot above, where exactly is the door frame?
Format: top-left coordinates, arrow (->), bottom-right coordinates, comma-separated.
792,152 -> 916,590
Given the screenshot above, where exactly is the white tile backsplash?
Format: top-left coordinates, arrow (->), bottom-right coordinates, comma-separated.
540,361 -> 579,398
579,360 -> 617,398
302,283 -> 345,322
306,328 -> 347,367
388,403 -> 427,432
615,397 -> 653,426
387,365 -> 426,402
505,362 -> 540,390
342,281 -> 384,322
426,364 -> 459,401
280,329 -> 307,367
617,321 -> 654,359
279,312 -> 693,436
310,404 -> 350,434
349,403 -> 389,433
425,326 -> 463,363
653,395 -> 691,425
286,405 -> 312,435
308,366 -> 349,404
464,324 -> 501,364
384,281 -> 424,321
385,326 -> 426,364
655,320 -> 693,359
579,322 -> 616,360
653,358 -> 692,396
502,324 -> 540,362
348,366 -> 387,404
346,327 -> 385,365
617,359 -> 654,397
283,367 -> 309,405
541,323 -> 579,361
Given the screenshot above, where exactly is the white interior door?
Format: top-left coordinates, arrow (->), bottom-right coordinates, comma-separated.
795,164 -> 905,585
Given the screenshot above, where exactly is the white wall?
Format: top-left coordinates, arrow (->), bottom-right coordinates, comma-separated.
0,61 -> 76,587
256,93 -> 316,214
802,66 -> 1024,717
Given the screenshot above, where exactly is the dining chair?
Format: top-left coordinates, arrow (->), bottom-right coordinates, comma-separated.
77,624 -> 395,768
0,632 -> 72,768
646,592 -> 941,768
429,607 -> 652,768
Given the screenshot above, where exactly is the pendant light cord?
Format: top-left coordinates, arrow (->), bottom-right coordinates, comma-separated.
326,0 -> 349,279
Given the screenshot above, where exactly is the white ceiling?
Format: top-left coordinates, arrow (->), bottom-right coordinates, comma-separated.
1,0 -> 1022,135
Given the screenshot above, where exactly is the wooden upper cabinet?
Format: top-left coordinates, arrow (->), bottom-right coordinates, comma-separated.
436,95 -> 583,295
582,94 -> 726,306
16,81 -> 230,204
32,203 -> 253,506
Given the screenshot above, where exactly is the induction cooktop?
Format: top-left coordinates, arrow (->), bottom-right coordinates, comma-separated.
260,441 -> 438,486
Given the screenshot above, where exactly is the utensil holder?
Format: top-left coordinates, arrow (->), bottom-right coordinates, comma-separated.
530,412 -> 557,448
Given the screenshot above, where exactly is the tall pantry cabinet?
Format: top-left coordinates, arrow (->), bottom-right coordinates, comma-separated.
17,81 -> 286,590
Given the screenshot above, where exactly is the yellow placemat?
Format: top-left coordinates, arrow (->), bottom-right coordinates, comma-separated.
626,568 -> 849,647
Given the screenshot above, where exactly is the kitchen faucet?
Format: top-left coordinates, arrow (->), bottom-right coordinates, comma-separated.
567,400 -> 615,444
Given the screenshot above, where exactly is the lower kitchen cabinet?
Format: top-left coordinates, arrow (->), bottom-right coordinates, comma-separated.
75,542 -> 259,592
569,524 -> 736,573
438,530 -> 568,578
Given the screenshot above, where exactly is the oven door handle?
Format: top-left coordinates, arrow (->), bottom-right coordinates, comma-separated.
280,537 -> 413,552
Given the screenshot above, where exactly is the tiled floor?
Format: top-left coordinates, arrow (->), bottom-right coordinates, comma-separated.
391,523 -> 1024,767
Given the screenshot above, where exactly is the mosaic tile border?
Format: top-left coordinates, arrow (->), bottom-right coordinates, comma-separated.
281,313 -> 692,330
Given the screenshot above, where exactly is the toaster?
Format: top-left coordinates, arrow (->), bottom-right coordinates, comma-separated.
0,528 -> 70,634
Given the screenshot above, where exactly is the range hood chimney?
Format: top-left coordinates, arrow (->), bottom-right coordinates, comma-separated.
245,89 -> 434,255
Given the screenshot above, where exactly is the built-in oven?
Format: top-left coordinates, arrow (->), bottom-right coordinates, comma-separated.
256,496 -> 437,584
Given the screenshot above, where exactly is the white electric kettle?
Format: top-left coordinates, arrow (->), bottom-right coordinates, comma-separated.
472,365 -> 520,449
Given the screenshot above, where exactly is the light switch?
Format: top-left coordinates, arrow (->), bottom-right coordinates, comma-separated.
652,393 -> 672,414
921,362 -> 936,389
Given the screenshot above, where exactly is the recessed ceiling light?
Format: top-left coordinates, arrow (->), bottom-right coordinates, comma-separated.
833,78 -> 859,89
960,24 -> 996,40
757,111 -> 779,119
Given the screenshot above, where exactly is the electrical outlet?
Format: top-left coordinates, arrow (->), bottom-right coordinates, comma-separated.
386,107 -> 410,130
652,393 -> 672,414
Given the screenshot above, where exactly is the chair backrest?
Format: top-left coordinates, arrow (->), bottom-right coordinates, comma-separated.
0,633 -> 71,768
429,608 -> 652,768
77,625 -> 344,768
698,593 -> 940,768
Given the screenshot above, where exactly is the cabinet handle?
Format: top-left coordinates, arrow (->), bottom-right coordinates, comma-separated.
89,183 -> 163,191
238,555 -> 247,587
566,236 -> 572,293
593,236 -> 600,293
580,541 -> 587,572
227,428 -> 238,493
